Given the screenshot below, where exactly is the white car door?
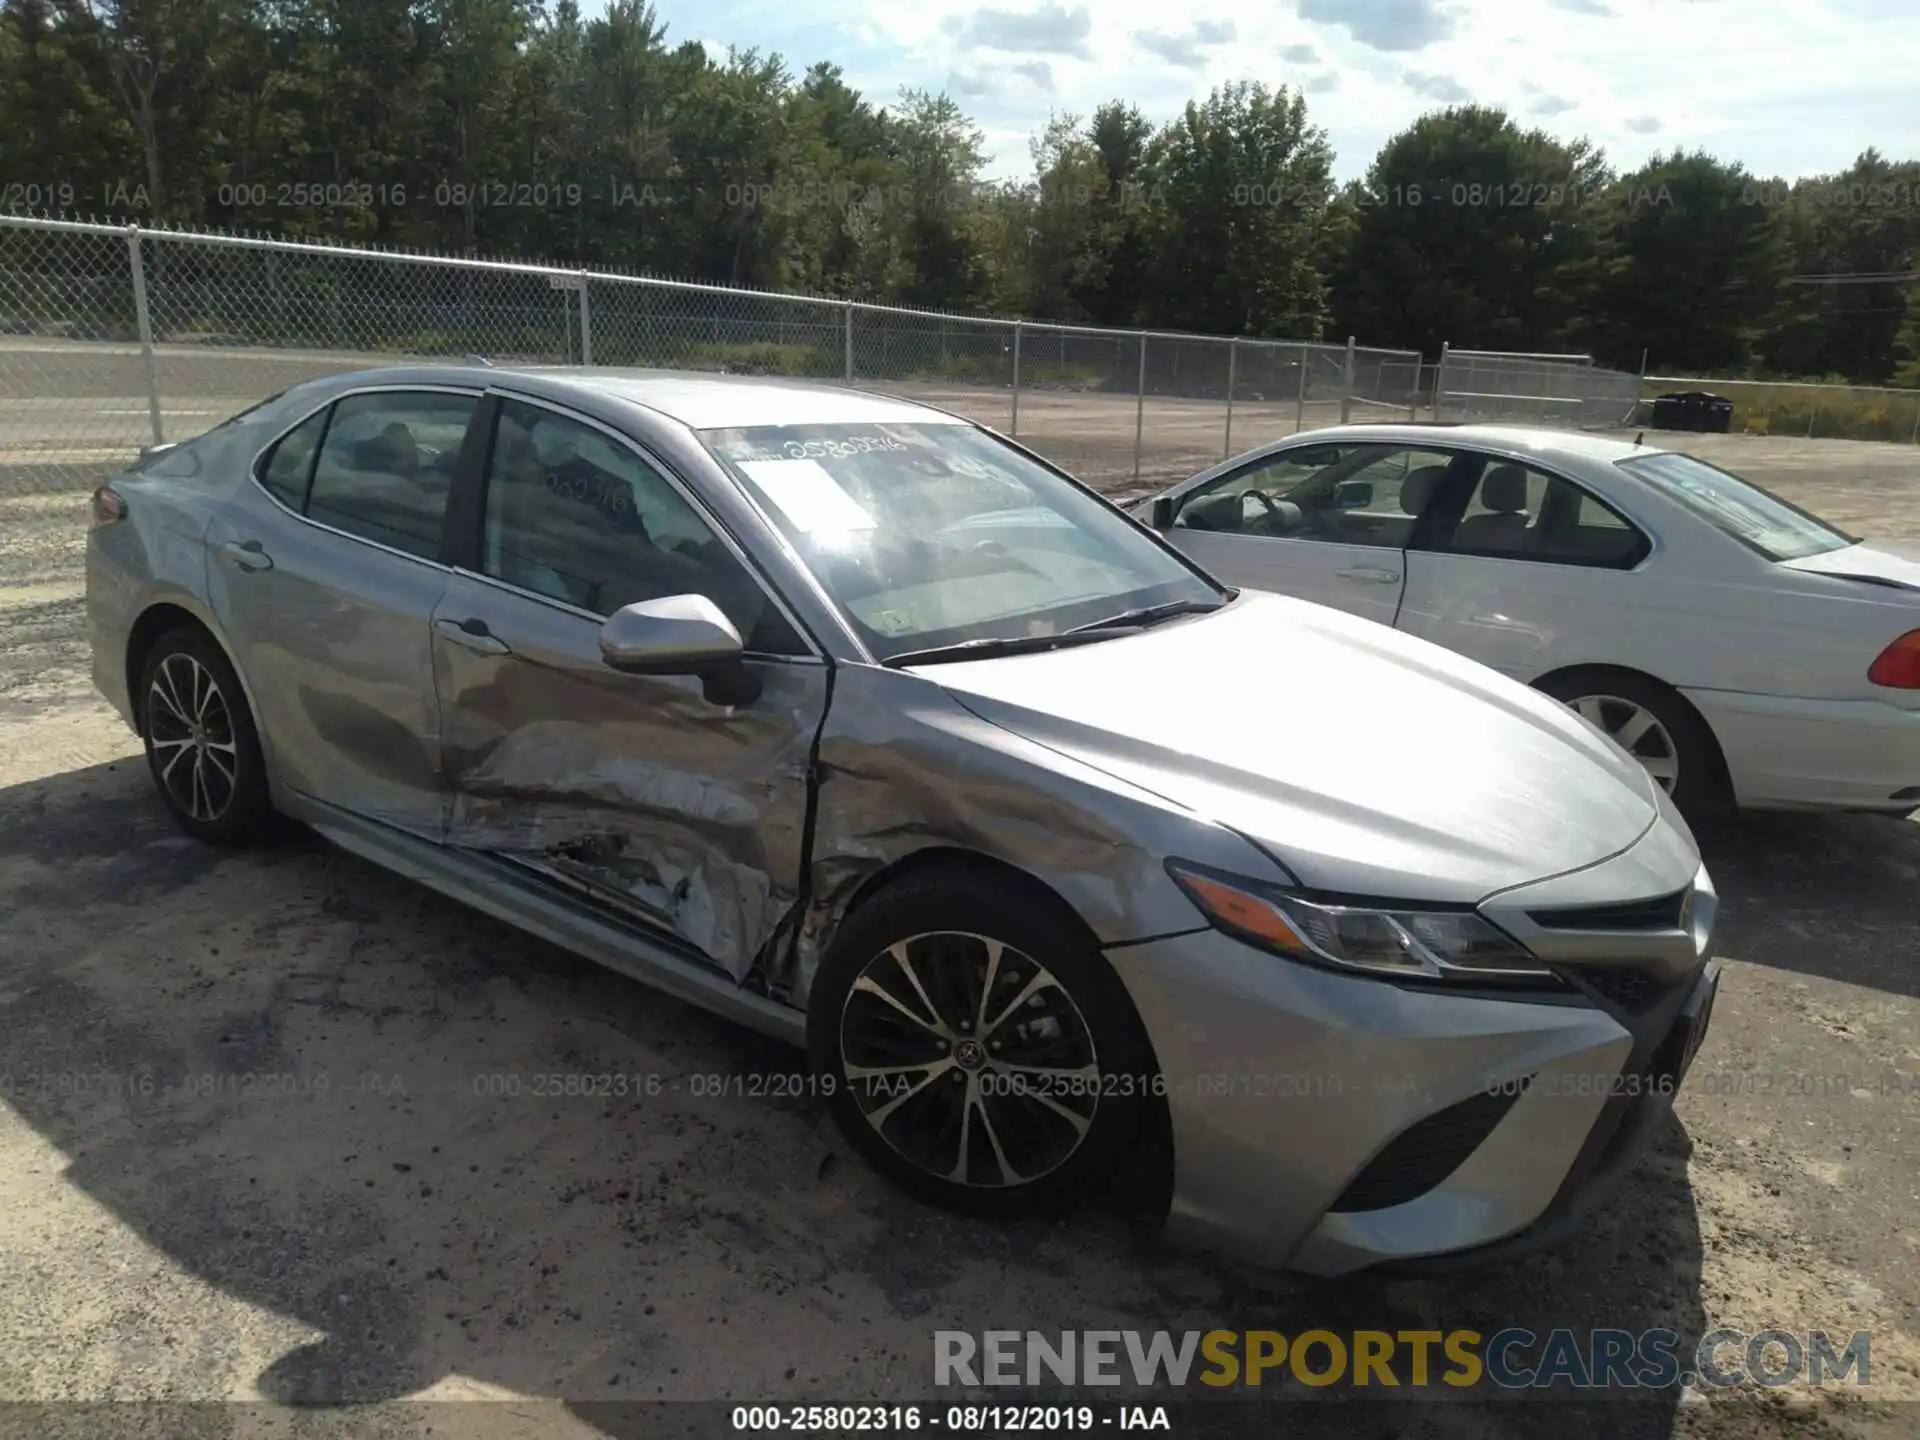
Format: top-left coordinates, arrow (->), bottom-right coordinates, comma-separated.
1158,442 -> 1459,627
1397,457 -> 1655,679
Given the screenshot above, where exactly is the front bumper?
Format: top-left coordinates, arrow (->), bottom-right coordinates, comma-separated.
1683,686 -> 1920,811
1105,847 -> 1717,1276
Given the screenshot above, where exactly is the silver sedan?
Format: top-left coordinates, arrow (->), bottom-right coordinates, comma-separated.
86,367 -> 1719,1274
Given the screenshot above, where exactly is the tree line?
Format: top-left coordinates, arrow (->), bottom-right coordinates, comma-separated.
4,0 -> 1919,383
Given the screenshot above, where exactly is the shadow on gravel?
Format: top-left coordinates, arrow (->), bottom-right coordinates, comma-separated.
0,757 -> 1789,1438
1696,808 -> 1920,1000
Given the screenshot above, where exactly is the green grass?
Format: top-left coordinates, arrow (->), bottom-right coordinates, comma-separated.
1640,381 -> 1920,442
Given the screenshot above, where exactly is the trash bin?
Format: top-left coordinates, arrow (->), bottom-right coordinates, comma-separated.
1650,390 -> 1734,433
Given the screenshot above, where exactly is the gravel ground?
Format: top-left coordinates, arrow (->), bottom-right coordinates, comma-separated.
0,397 -> 1917,1438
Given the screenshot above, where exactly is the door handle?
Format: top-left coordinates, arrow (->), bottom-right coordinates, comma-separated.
434,616 -> 512,656
220,539 -> 273,572
1336,565 -> 1401,584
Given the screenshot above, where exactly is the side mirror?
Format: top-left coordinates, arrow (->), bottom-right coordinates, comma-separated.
1333,480 -> 1374,510
598,594 -> 761,705
1148,496 -> 1175,530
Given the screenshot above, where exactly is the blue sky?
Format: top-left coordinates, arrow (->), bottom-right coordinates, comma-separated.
623,0 -> 1920,182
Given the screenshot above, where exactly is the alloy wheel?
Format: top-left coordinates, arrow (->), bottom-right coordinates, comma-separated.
838,931 -> 1101,1188
1567,693 -> 1679,793
147,652 -> 239,823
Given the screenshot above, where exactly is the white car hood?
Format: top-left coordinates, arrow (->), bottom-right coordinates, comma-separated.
1778,542 -> 1920,593
920,591 -> 1662,903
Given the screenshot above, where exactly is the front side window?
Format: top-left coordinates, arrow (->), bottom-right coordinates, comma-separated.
481,400 -> 802,653
698,421 -> 1221,662
1173,442 -> 1454,549
305,391 -> 476,559
1616,451 -> 1853,562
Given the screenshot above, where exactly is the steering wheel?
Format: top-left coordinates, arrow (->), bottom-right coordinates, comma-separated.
1242,489 -> 1282,533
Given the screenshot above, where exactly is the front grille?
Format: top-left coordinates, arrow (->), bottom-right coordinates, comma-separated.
1571,965 -> 1660,1015
1329,1084 -> 1525,1213
1530,889 -> 1689,932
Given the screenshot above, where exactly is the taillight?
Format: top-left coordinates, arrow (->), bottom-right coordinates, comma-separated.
89,485 -> 126,528
1868,630 -> 1920,689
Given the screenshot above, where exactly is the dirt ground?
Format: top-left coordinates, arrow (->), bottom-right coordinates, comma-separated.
1,378 -> 1918,1437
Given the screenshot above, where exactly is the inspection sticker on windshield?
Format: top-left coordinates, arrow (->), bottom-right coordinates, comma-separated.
739,458 -> 874,534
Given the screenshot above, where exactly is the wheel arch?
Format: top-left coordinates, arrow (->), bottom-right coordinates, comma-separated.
827,846 -> 1108,966
812,845 -> 1166,1080
1531,661 -> 1734,803
124,600 -> 263,749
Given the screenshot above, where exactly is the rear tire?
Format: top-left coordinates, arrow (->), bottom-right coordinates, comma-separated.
808,866 -> 1160,1219
138,627 -> 274,845
1536,669 -> 1726,820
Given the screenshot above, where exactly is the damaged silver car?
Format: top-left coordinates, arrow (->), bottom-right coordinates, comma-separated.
87,367 -> 1719,1274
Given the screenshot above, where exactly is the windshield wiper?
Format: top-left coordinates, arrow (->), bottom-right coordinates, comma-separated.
1064,593 -> 1235,634
880,631 -> 1123,668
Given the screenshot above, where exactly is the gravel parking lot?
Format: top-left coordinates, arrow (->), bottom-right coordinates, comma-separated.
0,373 -> 1917,1437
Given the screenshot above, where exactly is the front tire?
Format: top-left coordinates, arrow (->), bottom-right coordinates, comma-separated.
138,627 -> 273,845
808,867 -> 1159,1219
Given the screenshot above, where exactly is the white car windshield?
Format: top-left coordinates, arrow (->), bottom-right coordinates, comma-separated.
699,421 -> 1222,661
1617,451 -> 1855,562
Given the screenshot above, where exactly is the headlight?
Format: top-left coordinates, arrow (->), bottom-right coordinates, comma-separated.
1167,860 -> 1563,986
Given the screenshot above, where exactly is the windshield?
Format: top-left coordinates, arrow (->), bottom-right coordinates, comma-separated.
1617,451 -> 1855,562
699,421 -> 1222,662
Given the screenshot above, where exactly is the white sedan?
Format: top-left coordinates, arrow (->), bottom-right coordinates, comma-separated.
1136,424 -> 1920,817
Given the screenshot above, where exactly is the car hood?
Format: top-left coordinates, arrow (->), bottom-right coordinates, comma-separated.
916,591 -> 1663,903
1778,542 -> 1920,593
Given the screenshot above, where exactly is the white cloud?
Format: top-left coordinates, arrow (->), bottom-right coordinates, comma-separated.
645,0 -> 1920,181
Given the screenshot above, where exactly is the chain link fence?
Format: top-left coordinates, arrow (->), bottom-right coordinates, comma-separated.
1433,348 -> 1644,430
0,214 -> 1421,507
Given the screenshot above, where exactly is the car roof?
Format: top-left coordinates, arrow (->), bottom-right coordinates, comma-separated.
486,366 -> 966,430
1293,422 -> 1664,464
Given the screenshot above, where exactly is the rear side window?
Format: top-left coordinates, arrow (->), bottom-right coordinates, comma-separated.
1446,461 -> 1649,568
1616,450 -> 1853,561
304,391 -> 477,560
256,409 -> 328,511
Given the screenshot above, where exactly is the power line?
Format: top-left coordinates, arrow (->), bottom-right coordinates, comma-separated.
1782,270 -> 1920,286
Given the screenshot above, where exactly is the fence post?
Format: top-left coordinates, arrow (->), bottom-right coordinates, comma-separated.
577,272 -> 593,366
266,249 -> 284,338
844,301 -> 854,386
1436,341 -> 1450,420
1133,332 -> 1147,484
1224,338 -> 1238,459
1340,335 -> 1356,423
1294,346 -> 1308,432
1010,320 -> 1023,436
126,225 -> 163,446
